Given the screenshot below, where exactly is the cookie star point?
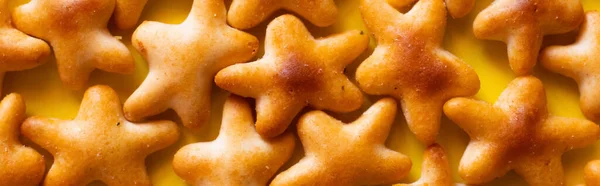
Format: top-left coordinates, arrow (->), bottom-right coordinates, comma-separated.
443,76 -> 600,185
173,95 -> 295,185
357,0 -> 480,145
473,0 -> 584,75
22,85 -> 179,186
271,98 -> 411,185
541,11 -> 600,121
216,14 -> 367,138
395,144 -> 453,186
124,0 -> 258,129
12,0 -> 134,89
114,0 -> 148,29
228,0 -> 337,29
0,93 -> 45,186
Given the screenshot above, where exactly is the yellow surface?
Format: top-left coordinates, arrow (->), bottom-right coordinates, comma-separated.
5,0 -> 600,185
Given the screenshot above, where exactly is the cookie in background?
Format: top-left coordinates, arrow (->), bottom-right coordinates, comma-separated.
12,0 -> 135,89
173,95 -> 295,186
0,94 -> 45,186
124,0 -> 259,129
21,85 -> 179,186
216,14 -> 368,138
357,0 -> 480,145
443,76 -> 600,185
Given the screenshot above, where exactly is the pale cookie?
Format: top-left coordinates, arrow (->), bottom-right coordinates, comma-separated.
473,0 -> 584,75
387,0 -> 476,18
270,98 -> 412,186
13,0 -> 134,89
124,0 -> 258,128
173,95 -> 295,185
114,0 -> 148,29
357,0 -> 480,145
540,11 -> 600,121
394,144 -> 453,186
443,76 -> 600,185
0,94 -> 45,186
216,14 -> 368,138
0,0 -> 50,94
585,160 -> 600,186
21,85 -> 179,186
228,0 -> 337,29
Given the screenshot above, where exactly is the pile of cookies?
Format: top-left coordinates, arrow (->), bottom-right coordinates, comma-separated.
1,0 -> 600,185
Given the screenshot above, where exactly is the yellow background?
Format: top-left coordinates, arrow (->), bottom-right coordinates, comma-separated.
6,0 -> 600,185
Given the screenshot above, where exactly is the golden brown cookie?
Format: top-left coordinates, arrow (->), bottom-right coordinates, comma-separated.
357,0 -> 480,145
12,0 -> 134,89
0,0 -> 50,94
443,76 -> 600,185
124,0 -> 258,128
585,160 -> 600,186
21,85 -> 179,186
394,144 -> 453,186
473,0 -> 584,75
540,11 -> 600,121
173,95 -> 295,185
0,94 -> 45,186
387,0 -> 476,18
215,14 -> 368,138
114,0 -> 148,29
227,0 -> 337,29
270,98 -> 412,186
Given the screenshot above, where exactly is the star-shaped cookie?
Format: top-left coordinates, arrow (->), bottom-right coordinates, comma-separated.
124,0 -> 258,128
270,98 -> 412,185
21,85 -> 180,186
12,0 -> 134,89
114,0 -> 148,29
227,0 -> 337,29
356,0 -> 480,145
394,144 -> 453,186
387,0 -> 476,18
443,76 -> 600,185
540,11 -> 600,121
0,94 -> 45,186
216,14 -> 368,138
585,160 -> 600,186
173,95 -> 295,185
473,0 -> 584,75
0,0 -> 50,94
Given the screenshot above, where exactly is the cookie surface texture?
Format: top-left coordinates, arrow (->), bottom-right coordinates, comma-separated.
228,0 -> 337,29
473,0 -> 584,75
540,11 -> 600,121
216,14 -> 368,138
12,0 -> 135,89
21,85 -> 180,186
357,0 -> 480,145
443,76 -> 600,185
270,98 -> 412,186
0,94 -> 45,186
125,0 -> 258,128
173,95 -> 295,186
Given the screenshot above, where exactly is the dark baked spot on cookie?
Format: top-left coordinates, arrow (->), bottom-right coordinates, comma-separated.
278,53 -> 323,94
136,40 -> 147,54
391,33 -> 450,95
